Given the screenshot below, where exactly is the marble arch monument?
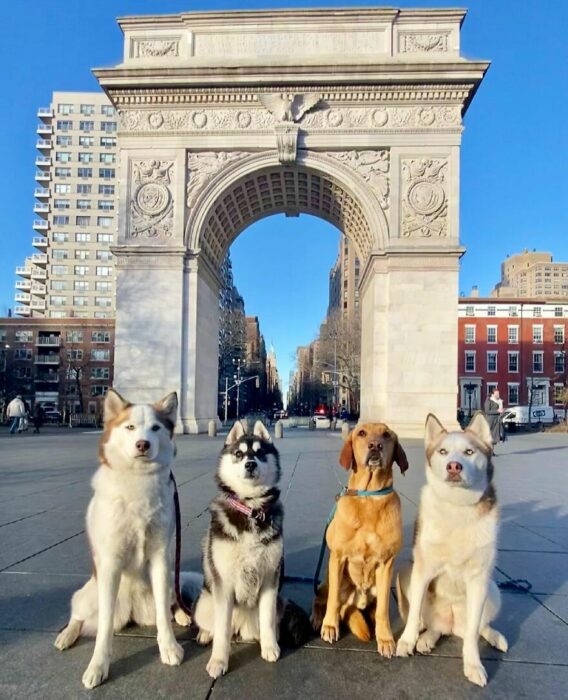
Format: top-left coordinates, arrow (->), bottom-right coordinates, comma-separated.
94,7 -> 488,436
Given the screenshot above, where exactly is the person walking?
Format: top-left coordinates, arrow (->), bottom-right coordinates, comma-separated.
33,404 -> 45,434
7,395 -> 26,434
484,388 -> 503,448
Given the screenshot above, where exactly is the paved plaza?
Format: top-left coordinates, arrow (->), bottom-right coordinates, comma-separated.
0,425 -> 567,699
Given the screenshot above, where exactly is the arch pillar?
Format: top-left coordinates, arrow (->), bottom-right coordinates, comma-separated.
360,248 -> 462,436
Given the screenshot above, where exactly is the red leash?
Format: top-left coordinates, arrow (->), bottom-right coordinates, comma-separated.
170,472 -> 193,619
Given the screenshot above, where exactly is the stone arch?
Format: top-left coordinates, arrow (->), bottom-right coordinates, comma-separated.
185,150 -> 389,273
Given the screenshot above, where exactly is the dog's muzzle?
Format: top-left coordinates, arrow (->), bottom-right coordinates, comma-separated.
446,460 -> 464,484
244,460 -> 258,478
366,451 -> 383,469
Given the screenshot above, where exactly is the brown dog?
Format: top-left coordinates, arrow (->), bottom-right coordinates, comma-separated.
312,423 -> 408,656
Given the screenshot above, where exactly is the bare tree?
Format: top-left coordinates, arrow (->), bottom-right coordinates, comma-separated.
61,326 -> 93,414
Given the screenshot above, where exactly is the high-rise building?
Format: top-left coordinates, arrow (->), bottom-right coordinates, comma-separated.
328,234 -> 361,318
491,250 -> 568,298
14,92 -> 118,319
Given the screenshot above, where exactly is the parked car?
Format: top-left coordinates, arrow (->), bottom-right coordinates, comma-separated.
502,405 -> 556,431
313,414 -> 331,429
43,408 -> 62,423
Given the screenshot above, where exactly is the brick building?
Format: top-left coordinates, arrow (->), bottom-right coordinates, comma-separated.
458,298 -> 567,415
0,318 -> 114,418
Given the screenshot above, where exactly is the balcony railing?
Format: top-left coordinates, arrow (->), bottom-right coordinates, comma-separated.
34,203 -> 50,215
37,107 -> 54,118
15,280 -> 31,290
31,300 -> 46,310
15,293 -> 30,302
36,337 -> 61,347
31,283 -> 47,296
35,171 -> 50,181
35,156 -> 51,167
34,355 -> 60,365
15,266 -> 31,277
33,237 -> 48,248
34,187 -> 50,198
37,122 -> 52,134
36,139 -> 52,149
31,253 -> 48,265
31,268 -> 47,280
15,305 -> 31,316
35,373 -> 60,383
33,220 -> 48,230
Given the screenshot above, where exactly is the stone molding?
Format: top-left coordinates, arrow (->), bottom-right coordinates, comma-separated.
134,38 -> 180,57
112,246 -> 186,269
401,158 -> 449,238
128,160 -> 175,239
398,32 -> 450,53
326,150 -> 389,209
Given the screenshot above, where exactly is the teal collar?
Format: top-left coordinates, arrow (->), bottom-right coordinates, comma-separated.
340,486 -> 394,498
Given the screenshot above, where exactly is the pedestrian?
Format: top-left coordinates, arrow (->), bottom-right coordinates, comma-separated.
7,395 -> 26,434
33,404 -> 45,434
483,388 -> 503,449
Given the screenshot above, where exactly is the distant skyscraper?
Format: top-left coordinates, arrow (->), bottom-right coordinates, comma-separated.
491,250 -> 568,298
14,92 -> 118,319
328,234 -> 360,318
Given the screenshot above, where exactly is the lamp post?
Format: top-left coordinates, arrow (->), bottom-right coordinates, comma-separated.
463,382 -> 477,419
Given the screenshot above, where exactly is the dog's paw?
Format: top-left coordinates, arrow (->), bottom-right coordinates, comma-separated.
320,615 -> 340,644
159,639 -> 184,666
206,656 -> 228,679
82,660 -> 109,690
196,629 -> 213,646
484,628 -> 508,653
173,608 -> 192,627
464,661 -> 488,687
396,637 -> 416,657
416,632 -> 437,655
376,637 -> 396,658
54,627 -> 76,651
261,643 -> 280,663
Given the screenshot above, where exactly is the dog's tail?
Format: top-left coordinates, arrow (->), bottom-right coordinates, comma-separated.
396,564 -> 411,623
344,606 -> 371,642
279,598 -> 312,648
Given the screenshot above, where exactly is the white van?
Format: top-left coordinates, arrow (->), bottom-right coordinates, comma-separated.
502,405 -> 556,429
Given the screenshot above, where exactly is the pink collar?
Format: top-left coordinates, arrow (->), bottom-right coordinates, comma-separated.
225,493 -> 268,522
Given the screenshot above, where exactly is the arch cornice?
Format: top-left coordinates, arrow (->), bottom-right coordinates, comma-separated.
185,149 -> 389,268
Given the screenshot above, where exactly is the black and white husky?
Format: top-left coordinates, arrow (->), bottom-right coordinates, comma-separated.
193,419 -> 308,679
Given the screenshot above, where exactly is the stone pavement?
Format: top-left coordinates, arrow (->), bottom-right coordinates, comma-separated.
1,425 -> 567,699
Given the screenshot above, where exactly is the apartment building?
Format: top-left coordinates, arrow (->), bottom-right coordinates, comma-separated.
491,249 -> 568,298
0,318 -> 114,416
14,92 -> 118,319
458,298 -> 567,414
328,234 -> 361,318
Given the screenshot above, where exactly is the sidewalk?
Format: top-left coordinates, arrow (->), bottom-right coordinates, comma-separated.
1,428 -> 567,699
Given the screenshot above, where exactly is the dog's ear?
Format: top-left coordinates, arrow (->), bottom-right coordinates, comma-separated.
226,420 -> 245,446
104,389 -> 129,424
253,420 -> 271,443
154,392 -> 178,426
466,411 -> 493,451
339,430 -> 355,471
394,438 -> 409,475
425,413 -> 446,449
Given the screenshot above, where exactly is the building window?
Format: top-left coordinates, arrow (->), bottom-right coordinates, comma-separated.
532,325 -> 543,344
508,325 -> 519,344
76,216 -> 91,227
533,306 -> 542,318
51,265 -> 68,275
91,367 -> 110,380
487,352 -> 497,373
100,137 -> 116,148
49,311 -> 67,319
15,330 -> 33,342
532,351 -> 544,373
56,135 -> 72,146
99,153 -> 116,164
56,119 -> 73,131
77,184 -> 91,194
487,306 -> 496,317
97,233 -> 113,243
14,367 -> 32,379
465,351 -> 475,372
465,305 -> 474,317
554,306 -> 564,317
77,199 -> 91,210
78,152 -> 93,163
53,215 -> 70,226
509,305 -> 518,317
95,297 -> 112,307
54,183 -> 71,194
74,281 -> 89,291
55,167 -> 71,177
554,325 -> 565,344
96,251 -> 113,261
78,136 -> 94,147
75,250 -> 90,260
74,266 -> 89,276
54,199 -> 70,209
58,104 -> 75,115
100,121 -> 117,132
79,120 -> 94,132
464,325 -> 476,344
76,233 -> 91,243
98,168 -> 115,179
508,351 -> 519,373
91,349 -> 110,361
101,105 -> 115,116
92,331 -> 110,343
52,249 -> 68,260
508,384 -> 520,406
15,348 -> 33,360
554,352 -> 566,375
96,266 -> 112,277
77,167 -> 92,178
554,384 -> 566,405
67,349 -> 83,361
96,281 -> 112,292
90,385 -> 109,397
73,296 -> 88,306
80,104 -> 95,115
55,152 -> 72,163
487,326 -> 497,343
51,280 -> 68,291
98,200 -> 114,211
66,330 -> 83,343
97,217 -> 113,228
98,184 -> 115,195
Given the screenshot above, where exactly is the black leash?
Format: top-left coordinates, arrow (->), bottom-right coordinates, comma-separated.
170,472 -> 193,619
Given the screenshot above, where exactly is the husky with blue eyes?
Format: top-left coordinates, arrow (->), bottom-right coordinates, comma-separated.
193,419 -> 309,679
396,412 -> 508,687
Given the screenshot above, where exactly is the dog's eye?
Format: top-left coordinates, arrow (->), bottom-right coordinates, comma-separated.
151,425 -> 160,432
125,424 -> 135,431
464,448 -> 474,456
358,430 -> 367,437
439,448 -> 448,455
235,450 -> 243,460
382,432 -> 391,440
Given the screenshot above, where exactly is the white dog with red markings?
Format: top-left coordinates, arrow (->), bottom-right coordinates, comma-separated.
54,389 -> 190,689
396,412 -> 508,687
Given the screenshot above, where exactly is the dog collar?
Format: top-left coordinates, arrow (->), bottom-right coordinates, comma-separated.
225,493 -> 269,522
339,486 -> 394,499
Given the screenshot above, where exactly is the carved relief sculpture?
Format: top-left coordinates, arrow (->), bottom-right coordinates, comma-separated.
186,152 -> 249,209
328,150 -> 390,209
129,160 -> 174,238
399,33 -> 448,53
259,93 -> 322,163
401,158 -> 448,237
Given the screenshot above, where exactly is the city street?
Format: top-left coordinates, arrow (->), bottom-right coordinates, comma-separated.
1,425 -> 567,699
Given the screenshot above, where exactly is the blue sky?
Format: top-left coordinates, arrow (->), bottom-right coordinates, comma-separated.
2,0 -> 567,393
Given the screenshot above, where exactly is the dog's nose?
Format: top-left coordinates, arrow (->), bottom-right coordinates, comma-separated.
446,461 -> 463,475
136,440 -> 151,453
245,460 -> 257,472
368,440 -> 382,450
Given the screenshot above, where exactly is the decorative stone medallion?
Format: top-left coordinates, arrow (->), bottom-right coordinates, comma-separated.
401,158 -> 448,237
129,160 -> 174,238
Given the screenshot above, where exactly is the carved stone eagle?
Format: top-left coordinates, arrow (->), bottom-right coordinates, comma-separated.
258,93 -> 322,123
